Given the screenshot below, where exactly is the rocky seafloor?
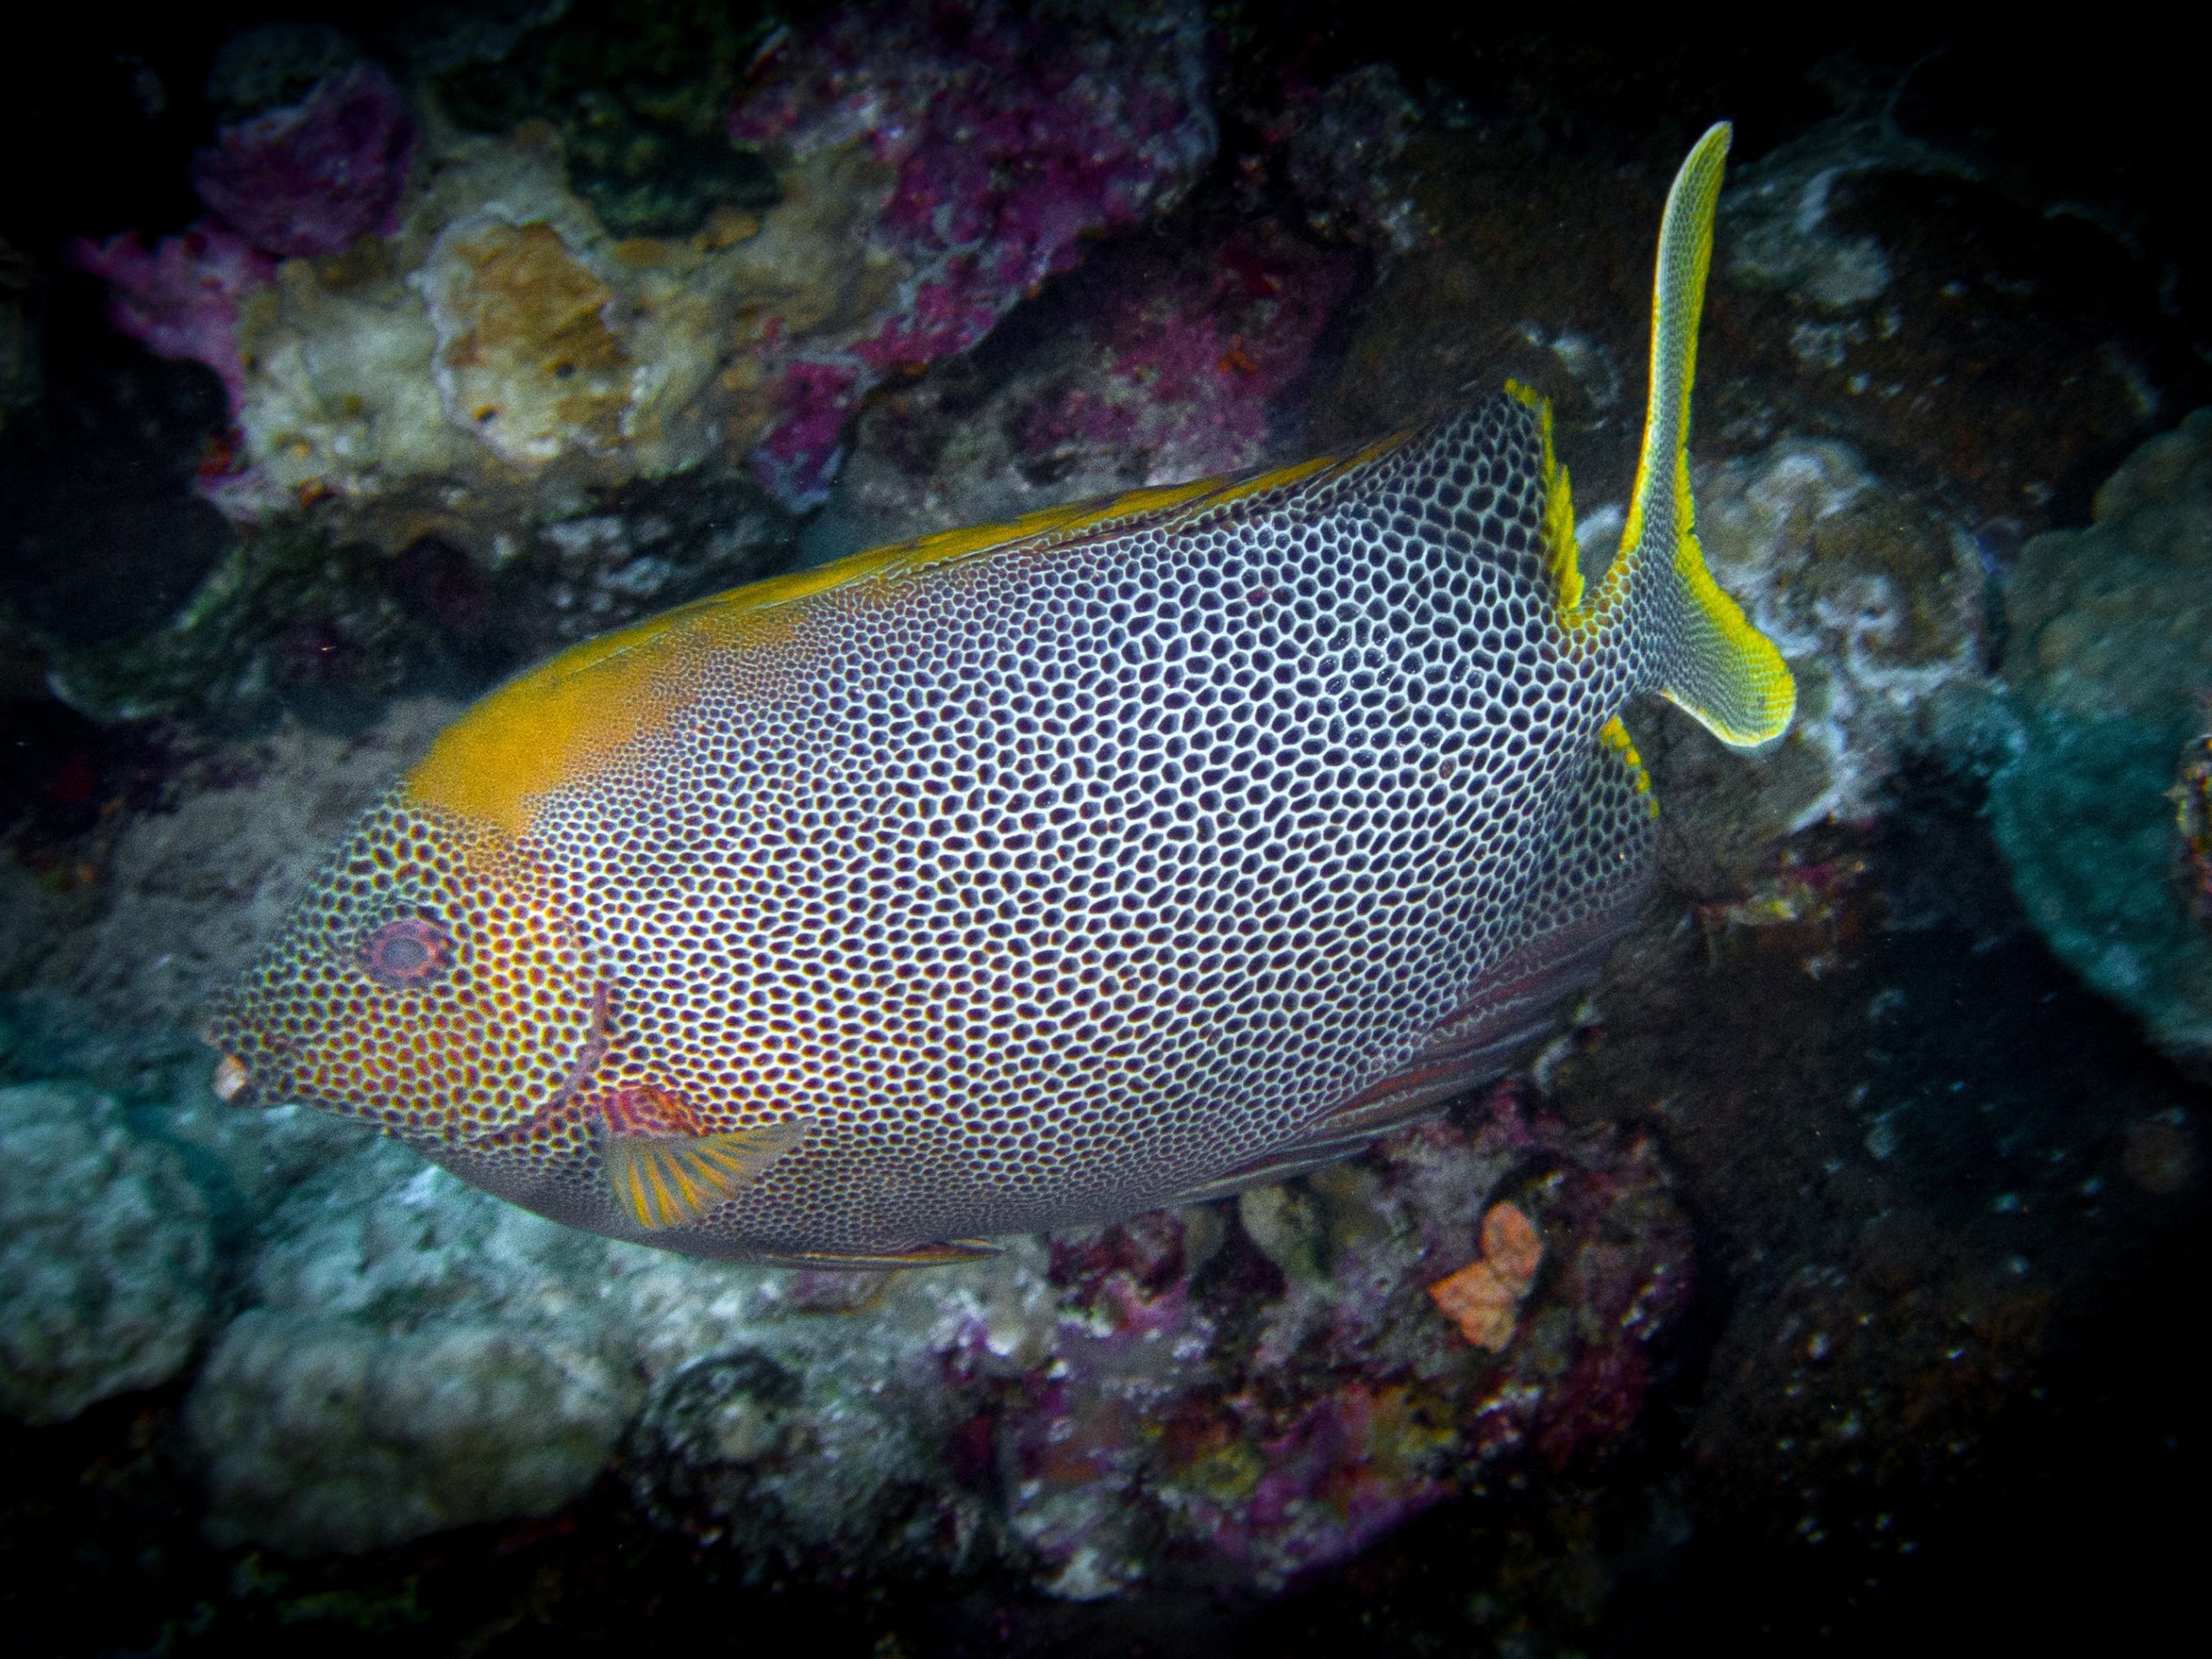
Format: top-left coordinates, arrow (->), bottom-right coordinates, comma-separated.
1,4 -> 2206,1655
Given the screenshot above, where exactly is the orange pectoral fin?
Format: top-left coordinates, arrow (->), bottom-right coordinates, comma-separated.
607,1118 -> 809,1230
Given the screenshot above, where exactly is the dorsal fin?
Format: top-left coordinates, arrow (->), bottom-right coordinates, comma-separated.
406,444 -> 1405,836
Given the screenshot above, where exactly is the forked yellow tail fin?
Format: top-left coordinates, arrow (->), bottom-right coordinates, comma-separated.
1612,122 -> 1795,748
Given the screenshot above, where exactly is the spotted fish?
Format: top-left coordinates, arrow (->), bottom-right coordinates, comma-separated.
207,124 -> 1792,1267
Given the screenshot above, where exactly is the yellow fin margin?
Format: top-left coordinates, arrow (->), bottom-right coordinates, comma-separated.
608,1119 -> 808,1230
1599,715 -> 1660,819
407,448 -> 1395,840
1503,380 -> 1585,621
1607,122 -> 1796,749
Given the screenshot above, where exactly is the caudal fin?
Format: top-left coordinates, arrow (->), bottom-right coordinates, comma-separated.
1613,123 -> 1795,747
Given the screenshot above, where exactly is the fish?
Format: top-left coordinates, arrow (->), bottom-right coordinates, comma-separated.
206,124 -> 1792,1268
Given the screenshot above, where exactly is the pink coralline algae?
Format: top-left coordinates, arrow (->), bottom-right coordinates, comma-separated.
730,0 -> 1217,505
69,224 -> 275,404
70,61 -> 414,408
188,62 -> 416,260
1011,221 -> 1359,487
943,1085 -> 1694,1594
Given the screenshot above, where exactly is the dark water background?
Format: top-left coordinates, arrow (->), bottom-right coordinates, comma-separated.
1,3 -> 2205,1654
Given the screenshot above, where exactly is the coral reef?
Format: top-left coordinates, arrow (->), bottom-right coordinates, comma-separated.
2174,709 -> 2212,921
1641,437 -> 1992,893
0,1082 -> 216,1425
1427,1200 -> 1543,1351
0,283 -> 238,658
639,1089 -> 1688,1597
175,1064 -> 1687,1579
821,216 -> 1355,559
1548,777 -> 2209,1636
189,61 -> 416,260
727,0 -> 1217,504
4,700 -> 461,1091
70,58 -> 414,405
48,1 -> 1215,721
1705,106 -> 2212,533
72,0 -> 1215,537
1303,107 -> 2211,553
69,225 -> 274,406
433,0 -> 782,239
187,1139 -> 655,1554
1718,111 -> 1965,315
1989,409 -> 2212,1062
1281,64 -> 1427,257
1301,128 -> 1656,512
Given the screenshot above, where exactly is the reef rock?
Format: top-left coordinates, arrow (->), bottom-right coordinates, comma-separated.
167,1068 -> 1685,1588
821,216 -> 1356,560
187,1138 -> 649,1554
51,3 -> 1215,723
73,3 -> 1216,539
13,701 -> 459,1091
1638,436 -> 1991,894
634,1090 -> 1689,1599
0,1082 -> 216,1425
1989,409 -> 2212,1063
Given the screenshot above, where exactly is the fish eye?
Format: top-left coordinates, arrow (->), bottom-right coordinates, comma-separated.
361,915 -> 454,988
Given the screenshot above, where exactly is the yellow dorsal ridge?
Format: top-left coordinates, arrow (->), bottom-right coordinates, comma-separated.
1605,122 -> 1796,750
1503,380 -> 1586,622
406,450 -> 1389,838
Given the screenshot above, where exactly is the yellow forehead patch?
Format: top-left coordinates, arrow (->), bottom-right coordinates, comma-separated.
405,602 -> 724,837
407,448 -> 1399,838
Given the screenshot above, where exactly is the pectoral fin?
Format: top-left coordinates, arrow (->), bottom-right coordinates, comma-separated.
607,1119 -> 808,1230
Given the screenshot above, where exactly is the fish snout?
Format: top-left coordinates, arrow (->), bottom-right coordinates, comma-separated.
200,1001 -> 270,1108
212,1052 -> 254,1104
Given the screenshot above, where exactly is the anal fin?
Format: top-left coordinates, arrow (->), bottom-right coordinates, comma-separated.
1161,1147 -> 1367,1209
608,1118 -> 808,1230
751,1238 -> 1004,1270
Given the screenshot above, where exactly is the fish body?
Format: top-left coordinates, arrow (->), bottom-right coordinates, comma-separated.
208,125 -> 1792,1265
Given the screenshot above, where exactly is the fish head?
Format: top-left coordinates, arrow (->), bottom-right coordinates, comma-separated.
205,789 -> 604,1143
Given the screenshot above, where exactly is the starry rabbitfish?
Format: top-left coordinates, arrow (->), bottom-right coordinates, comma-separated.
207,124 -> 1794,1268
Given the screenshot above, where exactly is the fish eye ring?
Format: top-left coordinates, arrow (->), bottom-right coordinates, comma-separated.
361,915 -> 454,988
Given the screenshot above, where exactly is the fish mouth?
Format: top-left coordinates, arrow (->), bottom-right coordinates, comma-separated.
196,982 -> 613,1134
212,1052 -> 253,1103
201,1002 -> 266,1108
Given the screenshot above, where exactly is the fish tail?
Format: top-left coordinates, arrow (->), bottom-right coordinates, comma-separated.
1608,122 -> 1795,747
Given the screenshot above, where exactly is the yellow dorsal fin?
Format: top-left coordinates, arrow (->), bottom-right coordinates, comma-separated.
407,448 -> 1393,838
607,1119 -> 808,1230
1599,122 -> 1796,748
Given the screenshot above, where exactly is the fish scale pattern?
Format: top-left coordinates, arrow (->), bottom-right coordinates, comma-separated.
505,396 -> 1644,1253
210,395 -> 1660,1260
